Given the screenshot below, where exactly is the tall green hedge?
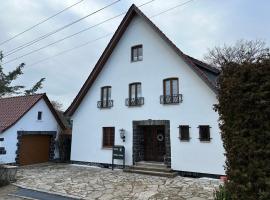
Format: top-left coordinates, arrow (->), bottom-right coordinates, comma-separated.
216,59 -> 270,200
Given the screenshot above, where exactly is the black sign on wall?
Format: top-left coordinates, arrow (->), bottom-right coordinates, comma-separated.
112,145 -> 125,170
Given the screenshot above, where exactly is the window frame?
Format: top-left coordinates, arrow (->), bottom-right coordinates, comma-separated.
37,111 -> 42,120
129,82 -> 141,99
100,86 -> 112,108
179,125 -> 190,141
131,45 -> 143,62
163,78 -> 179,96
199,125 -> 211,142
102,127 -> 115,148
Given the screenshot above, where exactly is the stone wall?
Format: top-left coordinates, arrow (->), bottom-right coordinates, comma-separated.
0,165 -> 17,186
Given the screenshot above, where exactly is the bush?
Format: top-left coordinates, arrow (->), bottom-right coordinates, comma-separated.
214,185 -> 231,200
216,58 -> 270,200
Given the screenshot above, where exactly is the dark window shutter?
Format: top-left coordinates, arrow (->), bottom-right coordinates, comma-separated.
179,125 -> 190,141
199,125 -> 211,141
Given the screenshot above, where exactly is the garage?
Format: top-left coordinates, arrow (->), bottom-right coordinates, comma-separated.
18,134 -> 52,165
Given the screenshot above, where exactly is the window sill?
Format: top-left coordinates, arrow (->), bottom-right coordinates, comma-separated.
180,139 -> 190,142
131,59 -> 143,63
178,137 -> 190,142
102,147 -> 113,150
199,139 -> 212,143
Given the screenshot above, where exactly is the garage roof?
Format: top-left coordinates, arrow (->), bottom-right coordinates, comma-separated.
0,93 -> 65,133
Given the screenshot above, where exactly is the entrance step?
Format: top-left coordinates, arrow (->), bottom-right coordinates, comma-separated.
136,161 -> 167,169
124,162 -> 177,178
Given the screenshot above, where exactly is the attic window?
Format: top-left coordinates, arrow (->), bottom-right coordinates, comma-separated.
37,111 -> 42,120
131,45 -> 143,62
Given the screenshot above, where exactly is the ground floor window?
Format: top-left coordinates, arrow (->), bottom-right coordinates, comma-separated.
179,125 -> 190,141
199,125 -> 211,141
102,127 -> 115,148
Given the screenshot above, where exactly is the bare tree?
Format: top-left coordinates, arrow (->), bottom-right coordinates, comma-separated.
51,100 -> 63,112
204,40 -> 270,68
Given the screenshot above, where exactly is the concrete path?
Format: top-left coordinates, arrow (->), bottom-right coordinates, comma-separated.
15,163 -> 221,200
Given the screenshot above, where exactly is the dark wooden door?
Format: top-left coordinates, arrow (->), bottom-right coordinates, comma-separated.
19,135 -> 51,165
144,126 -> 165,162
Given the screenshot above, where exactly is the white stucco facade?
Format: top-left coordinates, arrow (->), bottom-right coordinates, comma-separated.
70,15 -> 225,175
0,99 -> 60,164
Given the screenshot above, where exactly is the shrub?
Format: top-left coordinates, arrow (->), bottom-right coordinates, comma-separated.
216,58 -> 270,200
214,185 -> 231,200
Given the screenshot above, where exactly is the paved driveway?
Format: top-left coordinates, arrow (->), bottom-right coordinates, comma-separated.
15,163 -> 221,200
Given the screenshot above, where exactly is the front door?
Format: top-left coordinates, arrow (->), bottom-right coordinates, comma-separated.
143,126 -> 165,162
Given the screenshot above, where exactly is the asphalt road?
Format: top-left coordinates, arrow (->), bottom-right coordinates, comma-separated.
0,185 -> 77,200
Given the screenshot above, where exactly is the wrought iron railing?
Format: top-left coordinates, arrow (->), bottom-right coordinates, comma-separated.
160,94 -> 183,104
125,97 -> 144,107
97,100 -> 113,108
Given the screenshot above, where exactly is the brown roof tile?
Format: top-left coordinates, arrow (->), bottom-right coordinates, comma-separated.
0,94 -> 65,133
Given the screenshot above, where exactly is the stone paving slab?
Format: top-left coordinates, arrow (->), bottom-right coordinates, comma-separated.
15,163 -> 221,200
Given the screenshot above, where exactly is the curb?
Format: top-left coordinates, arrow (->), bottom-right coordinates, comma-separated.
12,183 -> 84,200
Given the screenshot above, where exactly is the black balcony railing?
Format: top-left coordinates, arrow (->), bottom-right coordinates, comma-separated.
160,94 -> 183,104
125,97 -> 144,107
97,100 -> 113,108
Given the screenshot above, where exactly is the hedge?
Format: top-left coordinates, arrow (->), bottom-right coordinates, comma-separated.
216,59 -> 270,200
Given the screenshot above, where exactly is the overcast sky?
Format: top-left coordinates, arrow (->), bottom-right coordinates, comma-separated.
0,0 -> 269,109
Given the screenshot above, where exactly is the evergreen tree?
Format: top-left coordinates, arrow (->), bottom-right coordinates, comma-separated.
0,51 -> 45,97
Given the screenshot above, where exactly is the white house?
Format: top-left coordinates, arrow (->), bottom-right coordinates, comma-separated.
66,5 -> 225,177
0,93 -> 65,165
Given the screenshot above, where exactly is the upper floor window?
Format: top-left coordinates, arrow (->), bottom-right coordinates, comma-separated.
130,82 -> 141,99
199,125 -> 211,141
98,86 -> 113,108
126,82 -> 144,106
102,127 -> 115,148
164,78 -> 178,96
131,45 -> 143,62
160,78 -> 182,104
37,111 -> 42,120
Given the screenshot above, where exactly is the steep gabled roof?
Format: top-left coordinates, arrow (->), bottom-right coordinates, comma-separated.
0,93 -> 65,133
65,4 -> 219,116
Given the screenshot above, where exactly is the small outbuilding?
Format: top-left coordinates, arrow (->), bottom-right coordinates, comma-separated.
0,93 -> 65,165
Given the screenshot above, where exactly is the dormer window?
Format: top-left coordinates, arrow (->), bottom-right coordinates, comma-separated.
97,86 -> 113,108
37,111 -> 42,120
131,45 -> 143,62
